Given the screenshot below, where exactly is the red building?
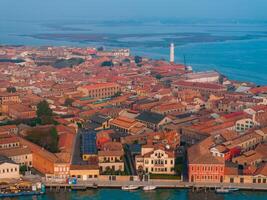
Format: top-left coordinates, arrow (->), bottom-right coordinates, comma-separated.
188,137 -> 225,183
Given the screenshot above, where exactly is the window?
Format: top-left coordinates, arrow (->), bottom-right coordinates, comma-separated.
230,178 -> 234,183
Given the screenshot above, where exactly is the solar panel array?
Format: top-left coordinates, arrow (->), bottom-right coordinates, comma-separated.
81,130 -> 97,155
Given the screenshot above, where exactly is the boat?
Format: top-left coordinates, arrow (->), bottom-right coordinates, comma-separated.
143,186 -> 157,191
228,188 -> 239,192
215,187 -> 239,194
121,185 -> 139,191
215,188 -> 231,194
0,191 -> 44,198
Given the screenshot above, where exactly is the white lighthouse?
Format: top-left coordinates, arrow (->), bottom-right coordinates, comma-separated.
170,43 -> 175,63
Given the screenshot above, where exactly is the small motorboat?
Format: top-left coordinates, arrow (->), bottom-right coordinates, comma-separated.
215,187 -> 239,194
143,186 -> 157,191
229,188 -> 239,192
121,185 -> 139,191
215,188 -> 230,194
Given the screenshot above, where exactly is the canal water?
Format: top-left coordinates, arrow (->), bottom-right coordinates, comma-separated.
11,189 -> 267,200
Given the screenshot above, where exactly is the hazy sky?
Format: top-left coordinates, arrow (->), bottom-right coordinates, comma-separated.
0,0 -> 266,21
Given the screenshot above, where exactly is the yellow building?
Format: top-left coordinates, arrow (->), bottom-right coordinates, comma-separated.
70,165 -> 99,181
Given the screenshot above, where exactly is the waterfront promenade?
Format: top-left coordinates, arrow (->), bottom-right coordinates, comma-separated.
44,179 -> 267,191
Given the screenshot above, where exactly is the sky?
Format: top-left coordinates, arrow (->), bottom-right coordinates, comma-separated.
0,0 -> 266,21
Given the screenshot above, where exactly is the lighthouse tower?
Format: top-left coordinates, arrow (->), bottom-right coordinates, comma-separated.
170,43 -> 175,64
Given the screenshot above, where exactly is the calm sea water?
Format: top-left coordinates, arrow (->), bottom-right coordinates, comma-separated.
0,19 -> 267,84
11,189 -> 267,200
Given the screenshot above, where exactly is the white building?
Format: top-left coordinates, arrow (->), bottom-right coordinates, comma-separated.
184,71 -> 221,83
0,156 -> 20,179
235,118 -> 254,133
135,145 -> 175,174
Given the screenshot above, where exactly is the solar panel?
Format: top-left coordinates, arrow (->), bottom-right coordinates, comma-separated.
81,130 -> 97,155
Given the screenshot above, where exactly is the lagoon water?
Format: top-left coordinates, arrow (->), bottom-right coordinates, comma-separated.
12,189 -> 267,200
1,19 -> 267,200
1,19 -> 267,85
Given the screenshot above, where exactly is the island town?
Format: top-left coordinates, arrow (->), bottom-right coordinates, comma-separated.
0,44 -> 267,197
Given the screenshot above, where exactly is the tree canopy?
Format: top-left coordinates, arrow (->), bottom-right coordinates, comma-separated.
101,61 -> 114,67
37,100 -> 53,124
134,56 -> 142,64
64,98 -> 74,107
6,86 -> 16,93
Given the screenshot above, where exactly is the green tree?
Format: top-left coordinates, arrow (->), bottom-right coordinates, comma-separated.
122,58 -> 131,63
64,98 -> 74,107
155,74 -> 163,80
6,87 -> 16,93
19,165 -> 27,175
49,127 -> 59,153
134,56 -> 142,64
37,100 -> 53,124
101,61 -> 113,67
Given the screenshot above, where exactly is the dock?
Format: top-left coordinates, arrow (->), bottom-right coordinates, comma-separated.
43,180 -> 267,192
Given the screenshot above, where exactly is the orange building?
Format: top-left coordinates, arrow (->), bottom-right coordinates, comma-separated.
8,104 -> 36,119
0,93 -> 20,105
78,83 -> 120,99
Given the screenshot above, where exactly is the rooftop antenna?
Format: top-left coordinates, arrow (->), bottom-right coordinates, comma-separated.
184,54 -> 192,71
183,54 -> 187,70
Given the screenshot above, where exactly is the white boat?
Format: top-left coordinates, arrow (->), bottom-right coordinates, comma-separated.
215,188 -> 230,194
215,187 -> 239,194
143,186 -> 157,191
121,185 -> 139,191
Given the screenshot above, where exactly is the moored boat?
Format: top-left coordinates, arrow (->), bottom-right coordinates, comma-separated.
121,185 -> 139,191
215,187 -> 239,194
215,188 -> 231,194
143,186 -> 157,191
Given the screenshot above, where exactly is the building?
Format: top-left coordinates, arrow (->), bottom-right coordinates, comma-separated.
151,103 -> 187,115
183,71 -> 221,83
81,130 -> 98,161
0,125 -> 18,135
0,155 -> 20,179
109,116 -> 146,135
85,114 -> 111,130
135,144 -> 175,174
77,83 -> 120,99
172,81 -> 227,97
70,165 -> 99,181
235,118 -> 254,133
136,111 -> 172,130
0,146 -> 32,167
98,142 -> 125,173
0,92 -> 20,105
96,49 -> 130,57
8,104 -> 36,119
0,136 -> 20,149
188,137 -> 225,183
